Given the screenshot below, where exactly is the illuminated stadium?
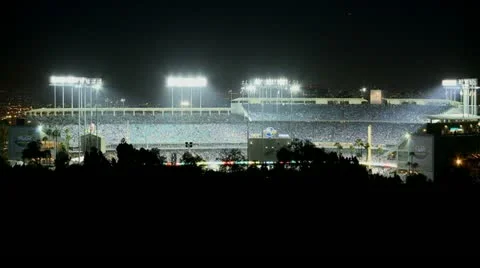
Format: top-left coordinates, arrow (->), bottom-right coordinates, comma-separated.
23,76 -> 461,163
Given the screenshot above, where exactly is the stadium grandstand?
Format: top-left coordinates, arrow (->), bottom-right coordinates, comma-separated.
24,95 -> 459,162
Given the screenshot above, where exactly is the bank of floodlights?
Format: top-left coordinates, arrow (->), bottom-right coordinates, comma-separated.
50,75 -> 103,89
242,78 -> 301,92
166,76 -> 207,87
442,79 -> 459,88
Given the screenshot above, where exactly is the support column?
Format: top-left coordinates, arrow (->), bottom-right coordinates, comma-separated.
54,85 -> 56,115
475,90 -> 478,116
71,87 -> 74,116
62,85 -> 65,115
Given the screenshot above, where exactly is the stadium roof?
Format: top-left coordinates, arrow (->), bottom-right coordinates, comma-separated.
426,113 -> 480,121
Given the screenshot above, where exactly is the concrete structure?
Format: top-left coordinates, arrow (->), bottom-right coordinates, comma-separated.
25,107 -> 231,117
80,133 -> 106,154
396,121 -> 480,181
370,90 -> 383,104
248,137 -> 292,162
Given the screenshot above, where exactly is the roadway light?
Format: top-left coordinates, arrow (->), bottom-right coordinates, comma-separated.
405,133 -> 411,139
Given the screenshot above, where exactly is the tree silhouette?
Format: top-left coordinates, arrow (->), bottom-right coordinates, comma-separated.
349,144 -> 355,156
84,147 -> 110,169
180,151 -> 204,166
22,140 -> 50,165
52,128 -> 61,157
334,142 -> 343,156
64,128 -> 72,153
116,138 -> 136,167
354,138 -> 364,157
55,149 -> 70,170
218,148 -> 246,172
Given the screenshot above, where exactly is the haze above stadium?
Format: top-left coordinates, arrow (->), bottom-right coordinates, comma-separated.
2,2 -> 478,104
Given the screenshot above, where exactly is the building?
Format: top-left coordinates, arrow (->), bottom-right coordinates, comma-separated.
396,120 -> 480,181
80,133 -> 106,153
247,127 -> 292,162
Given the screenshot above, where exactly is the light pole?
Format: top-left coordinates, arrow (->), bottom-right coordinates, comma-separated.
54,84 -> 56,115
62,84 -> 65,115
405,132 -> 411,173
121,98 -> 125,108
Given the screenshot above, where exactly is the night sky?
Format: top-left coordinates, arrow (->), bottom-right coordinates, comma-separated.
1,1 -> 478,104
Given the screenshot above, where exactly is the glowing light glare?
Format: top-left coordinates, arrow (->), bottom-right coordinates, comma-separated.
50,76 -> 103,86
180,101 -> 190,106
246,85 -> 256,92
37,125 -> 43,132
442,79 -> 458,87
265,79 -> 274,86
254,79 -> 263,85
290,84 -> 301,92
166,76 -> 207,87
405,133 -> 411,139
361,87 -> 367,92
455,158 -> 462,166
277,78 -> 288,86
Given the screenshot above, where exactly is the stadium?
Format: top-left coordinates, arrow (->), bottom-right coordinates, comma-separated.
18,76 -> 468,173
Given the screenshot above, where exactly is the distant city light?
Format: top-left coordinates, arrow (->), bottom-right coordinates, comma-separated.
442,79 -> 458,87
166,76 -> 207,87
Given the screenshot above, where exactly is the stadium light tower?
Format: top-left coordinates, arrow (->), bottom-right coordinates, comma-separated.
166,76 -> 207,114
442,79 -> 459,102
50,75 -> 103,116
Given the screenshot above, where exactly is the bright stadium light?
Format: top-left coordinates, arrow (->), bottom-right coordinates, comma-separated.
166,76 -> 207,87
291,84 -> 301,92
254,79 -> 263,85
277,78 -> 288,86
246,85 -> 256,92
442,79 -> 458,87
50,75 -> 103,87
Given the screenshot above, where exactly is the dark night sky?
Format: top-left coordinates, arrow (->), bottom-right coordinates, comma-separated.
1,1 -> 478,104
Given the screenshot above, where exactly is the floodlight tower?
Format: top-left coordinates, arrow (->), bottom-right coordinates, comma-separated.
442,79 -> 459,102
166,76 -> 207,114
